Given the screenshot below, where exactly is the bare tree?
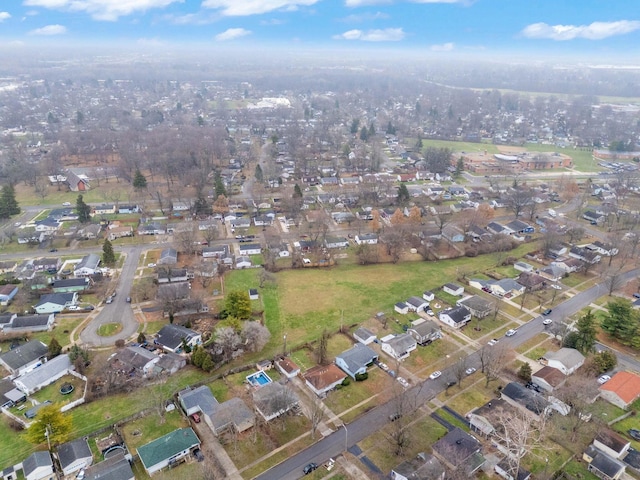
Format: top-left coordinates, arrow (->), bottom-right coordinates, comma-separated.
506,186 -> 534,218
552,376 -> 599,443
479,344 -> 509,386
173,224 -> 199,256
452,356 -> 468,389
380,227 -> 406,263
315,329 -> 330,365
258,269 -> 276,288
309,395 -> 325,440
201,224 -> 219,245
215,326 -> 241,363
241,321 -> 271,353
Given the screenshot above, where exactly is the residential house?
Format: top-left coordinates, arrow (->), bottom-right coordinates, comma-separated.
467,224 -> 491,242
354,233 -> 378,245
74,254 -> 101,277
4,314 -> 55,333
157,268 -> 190,284
253,215 -> 274,227
253,382 -> 300,421
583,210 -> 605,225
138,222 -> 166,235
390,452 -> 445,480
0,284 -> 18,305
51,278 -> 90,293
324,236 -> 349,249
153,352 -> 186,375
353,327 -> 377,345
517,272 -> 547,291
443,283 -> 464,296
93,204 -> 116,215
548,244 -> 568,257
107,226 -> 134,241
583,445 -> 626,480
202,245 -> 231,260
501,382 -> 549,420
531,366 -> 567,392
394,302 -> 409,315
442,225 -> 465,243
118,205 -> 139,214
34,218 -> 60,234
587,241 -> 618,257
35,292 -> 77,314
407,319 -> 441,346
490,279 -> 525,298
276,357 -> 301,379
495,460 -> 531,480
156,282 -> 191,301
33,257 -> 60,272
66,170 -> 90,191
599,371 -> 640,409
469,398 -> 509,437
303,364 -> 347,396
158,248 -> 178,265
110,346 -> 159,377
439,306 -> 472,329
505,219 -> 535,235
57,438 -> 93,477
155,324 -> 202,353
137,428 -> 200,476
14,355 -> 73,395
514,261 -> 534,273
335,344 -> 378,379
0,377 -> 25,408
21,451 -> 55,480
82,452 -> 134,480
238,243 -> 261,256
0,340 -> 48,377
381,334 -> 417,360
456,296 -> 492,318
551,257 -> 583,273
230,217 -> 251,229
593,429 -> 631,460
432,428 -> 486,475
235,256 -> 252,269
538,265 -> 565,282
0,260 -> 16,273
541,348 -> 585,375
0,313 -> 14,330
77,224 -> 102,240
569,246 -> 601,264
405,296 -> 429,313
422,291 -> 435,302
487,222 -> 513,235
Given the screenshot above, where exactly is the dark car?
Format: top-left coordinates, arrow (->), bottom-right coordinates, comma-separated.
192,448 -> 204,462
526,382 -> 541,393
303,463 -> 318,475
389,413 -> 401,422
629,429 -> 640,441
83,306 -> 94,311
542,309 -> 552,316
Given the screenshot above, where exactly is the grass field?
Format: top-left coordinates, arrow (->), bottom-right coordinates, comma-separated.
97,322 -> 122,336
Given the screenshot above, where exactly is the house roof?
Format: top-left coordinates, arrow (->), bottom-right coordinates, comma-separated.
0,340 -> 48,370
457,295 -> 492,313
470,398 -> 510,427
406,296 -> 427,308
57,438 -> 92,471
544,348 -> 585,370
502,382 -> 549,415
585,446 -> 625,478
433,427 -> 480,466
52,278 -> 89,288
303,364 -> 346,390
276,357 -> 300,375
9,314 -> 53,329
496,460 -> 531,480
160,248 -> 177,260
493,278 -> 524,292
17,354 -> 72,392
392,452 -> 445,480
75,253 -> 100,271
22,451 -> 53,477
595,429 -> 629,454
353,327 -> 376,342
83,452 -> 134,480
0,284 -> 18,296
440,306 -> 471,324
156,324 -> 199,350
112,346 -> 158,371
36,293 -> 75,307
444,283 -> 463,291
335,344 -> 378,374
599,371 -> 640,405
178,386 -> 218,416
211,397 -> 255,432
137,428 -> 199,470
384,333 -> 417,353
409,319 -> 441,337
532,366 -> 566,387
156,282 -> 190,300
517,272 -> 546,287
252,382 -> 299,418
157,268 -> 188,280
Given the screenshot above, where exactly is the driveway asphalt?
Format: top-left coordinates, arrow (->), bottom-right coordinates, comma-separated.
79,245 -> 143,346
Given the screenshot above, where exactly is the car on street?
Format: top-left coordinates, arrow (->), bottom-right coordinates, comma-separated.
49,248 -> 57,252
67,305 -> 80,311
465,367 -> 477,376
542,309 -> 553,316
62,202 -> 71,206
598,374 -> 611,385
389,412 -> 401,422
543,318 -> 553,325
629,429 -> 640,441
429,371 -> 442,380
487,338 -> 499,346
13,222 -> 20,227
397,377 -> 409,388
147,263 -> 156,268
126,297 -> 131,303
105,296 -> 113,304
83,306 -> 94,311
303,463 -> 318,475
505,329 -> 517,337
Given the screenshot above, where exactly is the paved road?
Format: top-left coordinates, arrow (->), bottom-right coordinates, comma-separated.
256,267 -> 640,480
79,245 -> 143,346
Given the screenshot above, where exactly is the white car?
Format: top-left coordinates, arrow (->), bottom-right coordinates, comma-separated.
62,202 -> 71,206
397,377 -> 409,388
598,374 -> 611,385
465,367 -> 477,376
429,371 -> 442,380
487,338 -> 498,346
147,263 -> 156,268
543,318 -> 553,325
67,305 -> 80,311
551,284 -> 562,290
505,329 -> 517,337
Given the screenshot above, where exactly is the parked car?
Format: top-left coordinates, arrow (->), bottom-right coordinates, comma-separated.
465,367 -> 477,376
126,297 -> 131,303
67,305 -> 80,311
505,329 -> 517,337
429,371 -> 442,380
62,202 -> 71,206
191,413 -> 201,423
303,463 -> 318,475
633,293 -> 640,299
487,338 -> 498,346
542,309 -> 553,316
598,374 -> 611,385
105,296 -> 113,304
543,318 -> 553,325
629,429 -> 640,441
192,448 -> 204,462
389,413 -> 401,422
526,382 -> 541,393
83,306 -> 94,311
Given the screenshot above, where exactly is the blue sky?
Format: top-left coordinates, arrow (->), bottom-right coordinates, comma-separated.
1,0 -> 639,59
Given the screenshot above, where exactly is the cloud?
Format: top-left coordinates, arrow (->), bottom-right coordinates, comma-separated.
202,0 -> 318,16
260,18 -> 286,25
430,42 -> 454,51
338,11 -> 389,22
0,12 -> 11,22
345,0 -> 391,6
215,27 -> 252,41
521,20 -> 640,41
165,12 -> 218,25
29,24 -> 67,35
333,27 -> 405,41
23,0 -> 182,21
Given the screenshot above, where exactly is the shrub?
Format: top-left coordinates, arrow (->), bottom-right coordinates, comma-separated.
355,372 -> 368,382
341,378 -> 351,386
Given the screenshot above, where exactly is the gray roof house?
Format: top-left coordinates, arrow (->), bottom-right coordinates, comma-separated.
391,452 -> 445,480
35,293 -> 77,314
253,382 -> 300,421
51,278 -> 90,293
335,344 -> 378,379
501,382 -> 549,420
541,348 -> 585,375
74,253 -> 101,276
14,354 -> 73,395
583,445 -> 626,480
179,385 -> 218,417
0,378 -> 25,408
155,324 -> 201,353
407,319 -> 442,346
178,386 -> 255,435
0,340 -> 48,377
438,305 -> 472,329
381,334 -> 417,361
153,352 -> 186,375
110,346 -> 159,377
137,428 -> 200,476
432,427 -> 486,475
57,438 -> 93,476
457,296 -> 493,318
22,451 -> 55,480
353,327 -> 377,345
0,284 -> 19,305
82,452 -> 134,480
3,314 -> 55,333
158,248 -> 178,265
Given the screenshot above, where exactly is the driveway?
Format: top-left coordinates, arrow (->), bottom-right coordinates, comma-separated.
79,245 -> 143,346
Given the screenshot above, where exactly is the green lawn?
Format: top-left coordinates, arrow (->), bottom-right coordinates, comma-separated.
97,322 -> 122,336
404,337 -> 458,375
324,368 -> 388,416
120,410 -> 189,452
0,414 -> 35,469
463,314 -> 511,340
515,334 -> 550,355
30,374 -> 85,406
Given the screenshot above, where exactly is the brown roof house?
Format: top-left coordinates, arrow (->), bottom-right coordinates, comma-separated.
583,429 -> 630,480
391,452 -> 445,480
531,366 -> 567,392
599,371 -> 640,409
276,357 -> 301,379
303,364 -> 346,397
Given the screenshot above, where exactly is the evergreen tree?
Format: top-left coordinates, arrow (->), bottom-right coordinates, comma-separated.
350,119 -> 360,134
102,239 -> 116,266
255,164 -> 264,183
601,299 -> 638,344
293,184 -> 303,198
132,169 -> 147,189
574,309 -> 597,353
47,338 -> 62,359
359,126 -> 369,141
214,173 -> 226,197
397,183 -> 410,204
137,332 -> 146,344
225,290 -> 252,320
368,123 -> 375,138
76,194 -> 91,223
517,362 -> 532,382
455,157 -> 464,177
0,184 -> 20,219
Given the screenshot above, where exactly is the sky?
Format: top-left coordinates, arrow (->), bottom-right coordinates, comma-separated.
1,0 -> 640,60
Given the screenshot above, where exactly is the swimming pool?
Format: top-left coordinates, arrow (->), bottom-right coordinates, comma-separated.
246,370 -> 272,387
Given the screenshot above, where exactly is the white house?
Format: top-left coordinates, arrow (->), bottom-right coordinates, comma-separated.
276,357 -> 301,379
422,291 -> 435,302
542,348 -> 585,375
22,451 -> 55,480
35,293 -> 77,314
303,364 -> 347,396
155,324 -> 202,354
14,354 -> 73,395
74,254 -> 101,277
405,296 -> 429,313
381,334 -> 417,361
335,344 -> 378,379
57,438 -> 93,477
438,306 -> 472,329
443,283 -> 464,296
353,327 -> 377,345
394,302 -> 409,315
238,243 -> 262,256
354,233 -> 378,245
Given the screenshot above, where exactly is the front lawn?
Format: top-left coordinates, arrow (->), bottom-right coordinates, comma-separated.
463,314 -> 511,340
403,337 -> 458,376
97,322 -> 122,336
515,334 -> 551,355
121,410 -> 189,452
324,368 -> 389,416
